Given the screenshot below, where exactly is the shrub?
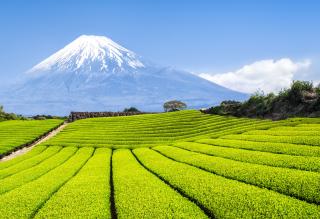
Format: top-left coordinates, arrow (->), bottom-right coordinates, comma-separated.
123,107 -> 140,113
279,81 -> 314,104
204,80 -> 320,119
0,105 -> 25,121
163,100 -> 187,112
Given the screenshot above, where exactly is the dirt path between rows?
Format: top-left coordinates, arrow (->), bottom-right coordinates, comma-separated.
0,122 -> 68,162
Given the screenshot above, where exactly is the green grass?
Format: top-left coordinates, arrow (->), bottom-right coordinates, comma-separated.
0,119 -> 63,155
0,110 -> 320,218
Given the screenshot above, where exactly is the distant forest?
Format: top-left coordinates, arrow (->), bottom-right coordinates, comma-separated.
0,106 -> 66,121
0,106 -> 24,121
203,81 -> 320,120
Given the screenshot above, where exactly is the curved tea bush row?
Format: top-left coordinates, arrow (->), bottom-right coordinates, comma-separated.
270,125 -> 320,131
0,146 -> 47,170
189,117 -> 320,140
222,134 -> 320,146
35,148 -> 111,218
0,146 -> 61,179
0,147 -> 93,219
0,147 -> 77,195
244,122 -> 320,135
196,138 -> 320,157
173,142 -> 320,172
133,148 -> 320,218
113,149 -> 207,218
0,119 -> 63,156
154,146 -> 320,204
297,124 -> 320,127
245,130 -> 320,136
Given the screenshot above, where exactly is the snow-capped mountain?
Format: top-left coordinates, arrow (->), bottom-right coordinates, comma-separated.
27,35 -> 144,75
2,35 -> 247,115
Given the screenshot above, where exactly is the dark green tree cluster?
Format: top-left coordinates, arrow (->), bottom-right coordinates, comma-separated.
163,100 -> 187,112
123,107 -> 140,113
204,81 -> 320,120
0,105 -> 25,121
31,115 -> 67,120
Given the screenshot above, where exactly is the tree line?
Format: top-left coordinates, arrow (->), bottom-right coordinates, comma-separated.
0,106 -> 25,121
203,81 -> 320,120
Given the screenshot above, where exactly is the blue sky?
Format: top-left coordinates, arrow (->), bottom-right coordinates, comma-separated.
0,0 -> 319,92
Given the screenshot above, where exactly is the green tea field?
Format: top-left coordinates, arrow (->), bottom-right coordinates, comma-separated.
0,110 -> 320,218
0,119 -> 63,157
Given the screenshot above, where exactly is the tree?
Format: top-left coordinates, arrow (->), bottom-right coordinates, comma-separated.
278,81 -> 314,104
123,107 -> 140,113
202,80 -> 320,119
0,104 -> 25,121
163,100 -> 187,112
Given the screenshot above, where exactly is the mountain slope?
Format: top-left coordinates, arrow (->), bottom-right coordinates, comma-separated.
28,35 -> 144,74
3,35 -> 247,115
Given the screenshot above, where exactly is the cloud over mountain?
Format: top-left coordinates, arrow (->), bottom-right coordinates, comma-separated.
199,58 -> 311,93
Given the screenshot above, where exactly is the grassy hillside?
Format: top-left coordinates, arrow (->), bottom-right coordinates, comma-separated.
0,119 -> 64,157
0,111 -> 320,218
43,110 -> 315,148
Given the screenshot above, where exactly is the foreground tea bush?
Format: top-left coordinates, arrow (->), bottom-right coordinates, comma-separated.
35,148 -> 111,218
134,148 -> 320,218
0,146 -> 47,170
0,147 -> 93,218
113,149 -> 207,218
0,146 -> 61,179
0,147 -> 77,194
154,146 -> 320,204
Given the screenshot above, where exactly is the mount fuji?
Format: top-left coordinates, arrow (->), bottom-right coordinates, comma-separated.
2,35 -> 247,115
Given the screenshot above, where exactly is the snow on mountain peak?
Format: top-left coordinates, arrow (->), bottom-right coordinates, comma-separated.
28,35 -> 145,75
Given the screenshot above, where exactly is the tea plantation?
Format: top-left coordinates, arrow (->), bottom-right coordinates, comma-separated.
0,119 -> 63,157
0,110 -> 319,218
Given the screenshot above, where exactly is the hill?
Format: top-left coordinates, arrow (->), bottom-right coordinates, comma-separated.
0,111 -> 320,218
44,110 -> 291,148
0,119 -> 63,157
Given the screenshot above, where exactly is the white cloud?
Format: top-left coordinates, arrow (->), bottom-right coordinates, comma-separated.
199,58 -> 311,94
